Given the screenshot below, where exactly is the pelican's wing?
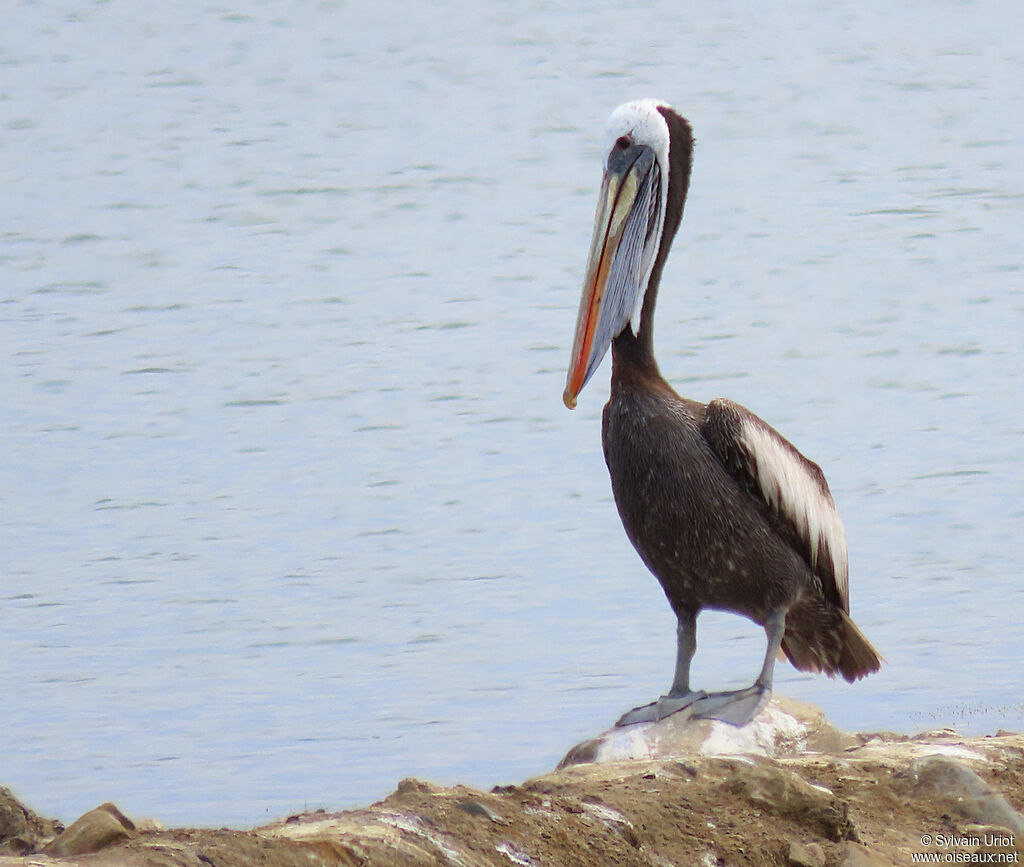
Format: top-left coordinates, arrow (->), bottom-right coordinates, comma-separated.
702,398 -> 849,610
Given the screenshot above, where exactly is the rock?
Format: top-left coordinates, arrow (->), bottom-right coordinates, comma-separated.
0,797 -> 24,838
580,799 -> 640,848
734,762 -> 831,814
393,778 -> 442,796
966,825 -> 1024,861
837,841 -> 893,866
559,694 -> 858,769
455,799 -> 504,822
908,754 -> 1024,834
42,802 -> 135,857
730,761 -> 855,841
0,792 -> 26,852
787,840 -> 826,867
134,817 -> 164,833
0,787 -> 61,855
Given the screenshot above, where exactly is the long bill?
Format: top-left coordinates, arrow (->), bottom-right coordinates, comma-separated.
563,145 -> 662,409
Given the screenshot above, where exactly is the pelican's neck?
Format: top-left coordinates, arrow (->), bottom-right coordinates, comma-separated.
611,106 -> 693,395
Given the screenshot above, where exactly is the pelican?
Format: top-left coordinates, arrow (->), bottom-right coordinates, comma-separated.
564,100 -> 881,727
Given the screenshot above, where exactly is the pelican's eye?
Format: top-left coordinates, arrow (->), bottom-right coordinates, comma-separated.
614,135 -> 631,150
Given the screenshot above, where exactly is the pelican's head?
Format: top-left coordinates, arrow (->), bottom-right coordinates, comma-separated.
563,99 -> 691,409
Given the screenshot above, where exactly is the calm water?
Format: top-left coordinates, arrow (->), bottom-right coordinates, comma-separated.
2,0 -> 1022,828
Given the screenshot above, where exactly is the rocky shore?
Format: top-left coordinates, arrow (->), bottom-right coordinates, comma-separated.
3,697 -> 1022,866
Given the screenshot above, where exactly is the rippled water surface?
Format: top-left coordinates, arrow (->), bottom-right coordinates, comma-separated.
3,0 -> 1022,827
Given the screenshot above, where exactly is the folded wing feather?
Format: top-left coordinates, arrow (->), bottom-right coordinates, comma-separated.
703,398 -> 849,611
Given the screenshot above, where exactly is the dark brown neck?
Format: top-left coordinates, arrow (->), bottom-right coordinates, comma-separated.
611,106 -> 693,392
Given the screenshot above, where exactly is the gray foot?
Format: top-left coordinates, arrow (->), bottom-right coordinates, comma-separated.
615,690 -> 708,727
688,684 -> 771,726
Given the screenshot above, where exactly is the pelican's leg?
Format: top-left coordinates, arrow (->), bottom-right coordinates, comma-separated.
668,608 -> 699,696
616,609 -> 708,727
688,607 -> 786,726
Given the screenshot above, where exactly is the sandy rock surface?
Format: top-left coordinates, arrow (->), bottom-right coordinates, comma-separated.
3,697 -> 1023,866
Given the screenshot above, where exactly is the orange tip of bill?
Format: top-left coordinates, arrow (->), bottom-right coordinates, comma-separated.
562,388 -> 578,410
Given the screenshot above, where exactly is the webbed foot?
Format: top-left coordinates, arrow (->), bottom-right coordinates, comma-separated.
687,683 -> 771,726
614,690 -> 708,727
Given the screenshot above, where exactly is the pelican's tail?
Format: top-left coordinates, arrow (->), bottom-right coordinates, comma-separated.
781,602 -> 882,683
835,610 -> 883,682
